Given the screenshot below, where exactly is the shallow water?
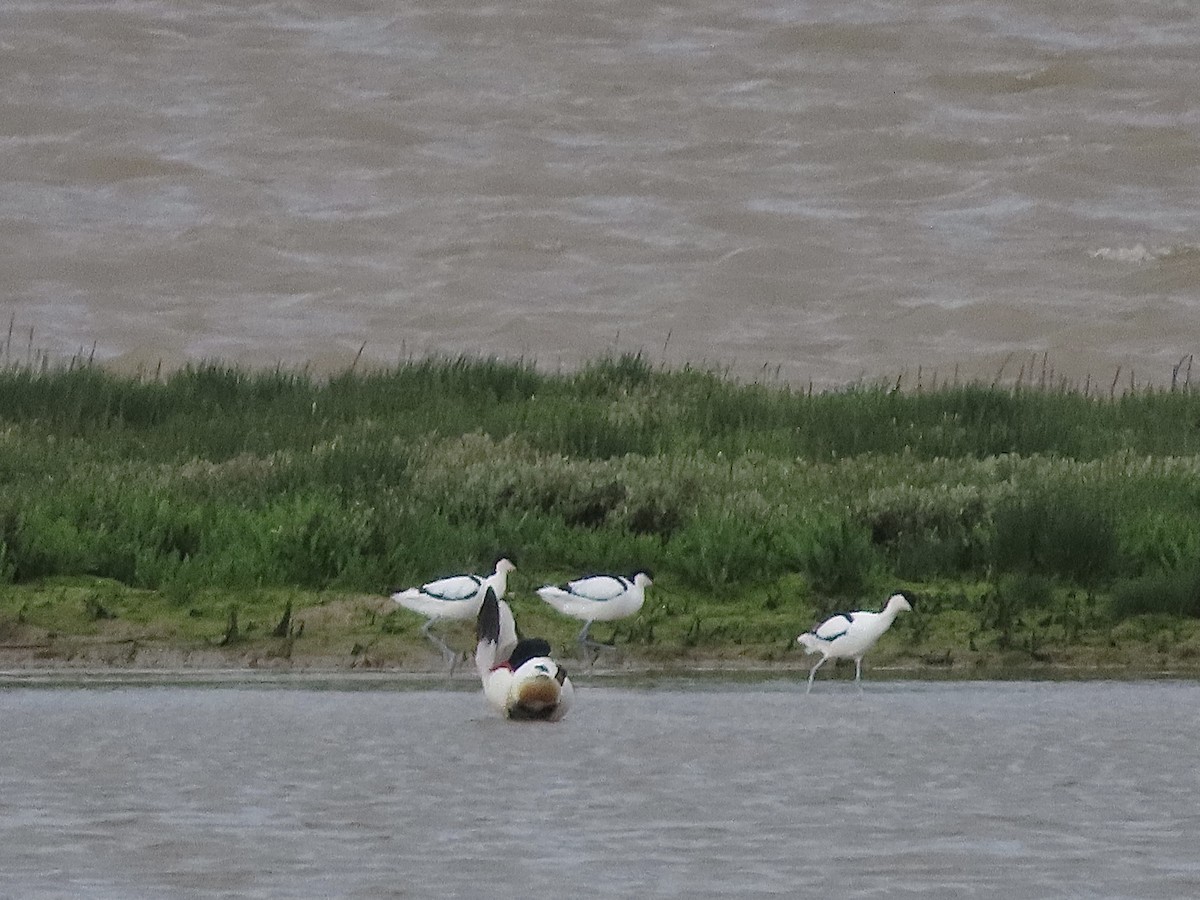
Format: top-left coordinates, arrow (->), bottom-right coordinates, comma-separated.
2,0 -> 1199,386
2,676 -> 1197,898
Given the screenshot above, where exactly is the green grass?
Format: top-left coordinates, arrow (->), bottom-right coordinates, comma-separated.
4,354 -> 1200,672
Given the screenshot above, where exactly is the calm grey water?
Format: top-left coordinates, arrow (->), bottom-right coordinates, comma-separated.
1,677 -> 1197,898
2,0 -> 1199,387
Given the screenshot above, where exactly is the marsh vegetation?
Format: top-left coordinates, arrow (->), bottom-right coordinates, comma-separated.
2,355 -> 1199,672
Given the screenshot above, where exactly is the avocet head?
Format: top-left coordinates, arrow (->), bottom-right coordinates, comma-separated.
633,570 -> 654,588
495,557 -> 516,574
887,593 -> 912,613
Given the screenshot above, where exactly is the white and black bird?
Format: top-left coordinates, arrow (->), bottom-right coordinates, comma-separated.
796,593 -> 912,693
390,558 -> 516,669
536,571 -> 653,656
475,588 -> 574,722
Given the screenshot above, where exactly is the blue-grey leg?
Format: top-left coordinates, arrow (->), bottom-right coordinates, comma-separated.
577,620 -> 606,661
421,619 -> 459,673
806,656 -> 829,694
576,621 -> 593,645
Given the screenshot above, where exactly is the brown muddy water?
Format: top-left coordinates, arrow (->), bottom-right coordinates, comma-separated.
1,676 -> 1198,897
2,0 -> 1199,387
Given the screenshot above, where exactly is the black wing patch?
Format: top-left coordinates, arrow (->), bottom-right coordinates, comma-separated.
476,588 -> 501,643
430,574 -> 483,602
817,613 -> 854,642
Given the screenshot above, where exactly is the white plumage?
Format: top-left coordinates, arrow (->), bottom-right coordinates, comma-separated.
536,571 -> 653,654
476,588 -> 573,722
390,558 -> 515,668
796,593 -> 912,693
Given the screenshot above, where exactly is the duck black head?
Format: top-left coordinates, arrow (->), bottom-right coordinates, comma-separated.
507,637 -> 553,670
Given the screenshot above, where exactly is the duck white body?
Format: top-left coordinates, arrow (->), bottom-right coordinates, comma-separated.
536,572 -> 652,652
391,558 -> 515,666
476,589 -> 573,721
796,593 -> 912,693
